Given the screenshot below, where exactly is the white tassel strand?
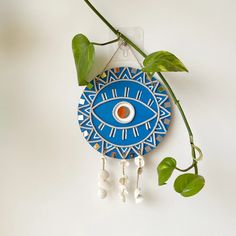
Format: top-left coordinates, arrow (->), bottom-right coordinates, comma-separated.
97,156 -> 110,199
134,155 -> 144,203
118,159 -> 129,202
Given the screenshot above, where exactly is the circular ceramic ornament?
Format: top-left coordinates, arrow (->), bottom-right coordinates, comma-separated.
78,67 -> 172,159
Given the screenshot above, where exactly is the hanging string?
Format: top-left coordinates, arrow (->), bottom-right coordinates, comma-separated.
127,44 -> 143,69
101,40 -> 125,72
94,38 -> 153,87
98,39 -> 144,74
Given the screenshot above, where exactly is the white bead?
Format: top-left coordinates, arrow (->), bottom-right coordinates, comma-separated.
137,167 -> 143,175
119,186 -> 128,195
98,169 -> 109,180
134,188 -> 141,198
135,194 -> 144,204
124,189 -> 128,195
119,175 -> 129,185
97,188 -> 107,199
135,156 -> 145,167
98,180 -> 110,189
134,188 -> 143,203
119,184 -> 127,191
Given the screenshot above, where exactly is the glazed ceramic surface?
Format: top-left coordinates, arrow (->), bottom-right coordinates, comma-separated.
78,67 -> 172,159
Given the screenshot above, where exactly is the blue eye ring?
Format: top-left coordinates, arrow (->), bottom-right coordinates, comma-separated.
78,67 -> 172,159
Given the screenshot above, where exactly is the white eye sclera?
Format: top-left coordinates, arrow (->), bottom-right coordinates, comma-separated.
113,102 -> 135,124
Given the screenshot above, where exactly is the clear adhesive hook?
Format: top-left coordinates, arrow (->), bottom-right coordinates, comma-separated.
109,27 -> 144,68
118,40 -> 129,57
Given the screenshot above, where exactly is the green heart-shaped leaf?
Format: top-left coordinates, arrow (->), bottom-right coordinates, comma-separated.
142,51 -> 188,73
72,34 -> 95,86
157,157 -> 176,185
174,173 -> 205,197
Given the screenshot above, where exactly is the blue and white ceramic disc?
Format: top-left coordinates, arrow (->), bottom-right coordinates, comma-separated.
78,67 -> 172,159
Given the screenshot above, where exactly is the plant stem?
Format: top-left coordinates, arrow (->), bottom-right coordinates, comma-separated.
91,37 -> 120,46
175,163 -> 196,172
84,0 -> 198,174
84,0 -> 118,34
158,73 -> 198,174
84,0 -> 146,57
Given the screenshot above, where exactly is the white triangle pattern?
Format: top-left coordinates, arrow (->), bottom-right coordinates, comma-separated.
144,134 -> 156,147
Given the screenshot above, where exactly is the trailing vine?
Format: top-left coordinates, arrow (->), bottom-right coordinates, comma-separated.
72,0 -> 205,197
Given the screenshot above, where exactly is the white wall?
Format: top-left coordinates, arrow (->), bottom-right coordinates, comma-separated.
1,0 -> 236,235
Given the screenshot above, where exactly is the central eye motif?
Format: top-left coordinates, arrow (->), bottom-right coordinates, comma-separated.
113,102 -> 135,124
91,80 -> 159,146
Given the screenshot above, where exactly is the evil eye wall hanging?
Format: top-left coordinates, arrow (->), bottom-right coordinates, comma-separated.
78,67 -> 172,202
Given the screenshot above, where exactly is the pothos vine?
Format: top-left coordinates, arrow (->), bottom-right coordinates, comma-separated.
72,0 -> 205,197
